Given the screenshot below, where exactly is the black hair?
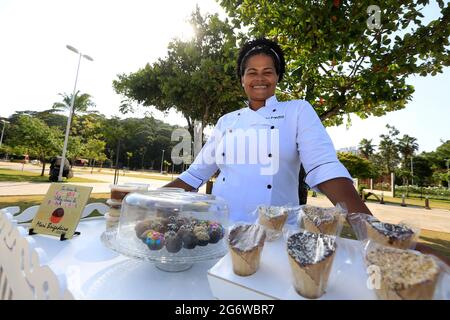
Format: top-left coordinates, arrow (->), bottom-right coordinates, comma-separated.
237,37 -> 285,83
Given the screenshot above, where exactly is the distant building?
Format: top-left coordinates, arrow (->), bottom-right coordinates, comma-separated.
337,146 -> 359,155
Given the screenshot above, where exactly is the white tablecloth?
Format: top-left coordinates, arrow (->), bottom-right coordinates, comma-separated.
4,215 -> 217,300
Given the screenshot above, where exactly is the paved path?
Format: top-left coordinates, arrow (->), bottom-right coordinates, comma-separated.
1,161 -> 448,233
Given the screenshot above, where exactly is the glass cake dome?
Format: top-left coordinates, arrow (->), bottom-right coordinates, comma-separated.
101,189 -> 229,272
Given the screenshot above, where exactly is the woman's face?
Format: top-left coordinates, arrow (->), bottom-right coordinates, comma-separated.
241,54 -> 279,109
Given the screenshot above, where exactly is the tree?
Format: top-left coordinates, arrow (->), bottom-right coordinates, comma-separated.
113,7 -> 245,140
358,138 -> 375,159
410,155 -> 433,187
219,0 -> 450,126
7,115 -> 62,176
397,134 -> 419,184
84,138 -> 107,173
378,124 -> 400,174
67,136 -> 85,161
422,140 -> 450,186
337,152 -> 377,178
52,91 -> 96,135
126,152 -> 133,169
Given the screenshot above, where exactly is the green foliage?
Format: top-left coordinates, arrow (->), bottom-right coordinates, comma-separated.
52,91 -> 96,136
377,124 -> 401,174
219,0 -> 450,126
52,91 -> 96,116
358,138 -> 375,159
337,152 -> 377,178
7,115 -> 62,176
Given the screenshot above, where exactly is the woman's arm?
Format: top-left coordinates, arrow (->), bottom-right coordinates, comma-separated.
317,177 -> 372,215
163,178 -> 196,191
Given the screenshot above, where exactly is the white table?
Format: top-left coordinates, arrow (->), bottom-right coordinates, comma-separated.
0,209 -> 217,300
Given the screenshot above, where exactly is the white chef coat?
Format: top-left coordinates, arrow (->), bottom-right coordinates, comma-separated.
179,95 -> 352,222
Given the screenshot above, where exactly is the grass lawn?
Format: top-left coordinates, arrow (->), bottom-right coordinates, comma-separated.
0,168 -> 105,183
1,194 -> 449,260
308,191 -> 450,210
366,194 -> 450,210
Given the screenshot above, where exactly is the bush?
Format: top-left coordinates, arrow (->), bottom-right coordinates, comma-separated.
359,184 -> 369,193
395,185 -> 450,201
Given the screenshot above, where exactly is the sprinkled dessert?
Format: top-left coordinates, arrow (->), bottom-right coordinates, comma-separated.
287,231 -> 337,299
193,225 -> 210,246
364,215 -> 416,249
144,230 -> 165,250
366,245 -> 440,300
164,230 -> 182,253
208,222 -> 225,244
134,217 -> 225,252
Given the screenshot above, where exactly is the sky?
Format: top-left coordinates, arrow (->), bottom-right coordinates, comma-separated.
0,0 -> 449,154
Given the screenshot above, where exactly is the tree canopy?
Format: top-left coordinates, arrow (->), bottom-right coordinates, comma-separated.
219,0 -> 450,126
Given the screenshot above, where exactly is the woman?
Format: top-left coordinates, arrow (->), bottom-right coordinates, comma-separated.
165,37 -> 370,221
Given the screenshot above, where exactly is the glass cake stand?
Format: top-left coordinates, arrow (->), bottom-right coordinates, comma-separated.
101,225 -> 228,272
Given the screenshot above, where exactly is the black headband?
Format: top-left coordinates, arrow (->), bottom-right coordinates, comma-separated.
240,45 -> 281,75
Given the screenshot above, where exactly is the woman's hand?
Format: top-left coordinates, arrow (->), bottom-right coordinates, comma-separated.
162,178 -> 196,192
317,177 -> 372,215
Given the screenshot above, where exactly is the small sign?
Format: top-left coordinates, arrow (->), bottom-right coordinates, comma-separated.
30,184 -> 92,239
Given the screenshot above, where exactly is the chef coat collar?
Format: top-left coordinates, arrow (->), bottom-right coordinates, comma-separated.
245,95 -> 278,111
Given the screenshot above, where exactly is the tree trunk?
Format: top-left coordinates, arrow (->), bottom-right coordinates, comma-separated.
40,156 -> 46,176
184,114 -> 194,139
141,150 -> 146,169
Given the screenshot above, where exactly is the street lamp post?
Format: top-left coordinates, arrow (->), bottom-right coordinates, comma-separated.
410,155 -> 414,186
58,45 -> 93,182
0,120 -> 10,149
160,150 -> 165,174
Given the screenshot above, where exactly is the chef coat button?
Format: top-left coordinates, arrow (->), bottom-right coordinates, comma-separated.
222,152 -> 225,157
223,177 -> 225,182
270,126 -> 275,129
229,129 -> 232,133
267,184 -> 272,189
268,153 -> 272,158
238,113 -> 240,116
272,109 -> 276,112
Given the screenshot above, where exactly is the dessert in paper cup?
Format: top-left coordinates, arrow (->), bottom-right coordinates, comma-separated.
361,214 -> 419,249
364,243 -> 442,300
299,204 -> 345,236
227,224 -> 266,276
286,230 -> 337,299
257,205 -> 289,241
